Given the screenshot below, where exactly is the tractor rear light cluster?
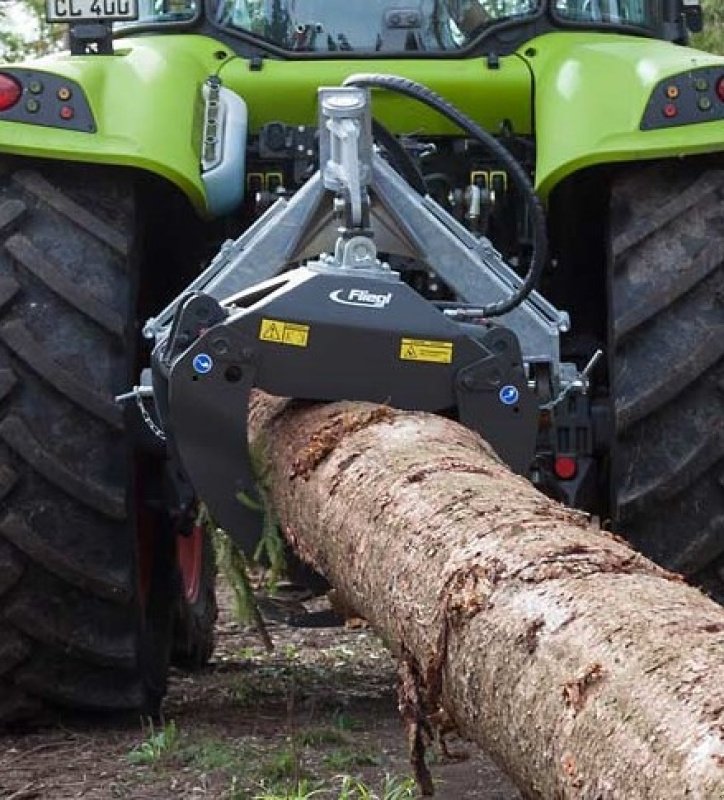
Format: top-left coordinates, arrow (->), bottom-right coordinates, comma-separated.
642,67 -> 724,129
0,69 -> 95,132
0,74 -> 22,112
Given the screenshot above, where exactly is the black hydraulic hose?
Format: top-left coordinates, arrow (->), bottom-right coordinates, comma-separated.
371,118 -> 427,195
344,73 -> 547,318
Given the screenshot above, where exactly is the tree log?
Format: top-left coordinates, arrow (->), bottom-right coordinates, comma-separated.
249,396 -> 724,799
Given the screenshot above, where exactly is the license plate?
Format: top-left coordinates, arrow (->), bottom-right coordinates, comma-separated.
45,0 -> 138,23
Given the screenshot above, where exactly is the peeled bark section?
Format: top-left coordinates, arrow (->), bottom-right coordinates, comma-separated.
249,397 -> 724,799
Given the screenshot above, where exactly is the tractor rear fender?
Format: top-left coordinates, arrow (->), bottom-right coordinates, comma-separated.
525,32 -> 724,197
0,35 -> 247,217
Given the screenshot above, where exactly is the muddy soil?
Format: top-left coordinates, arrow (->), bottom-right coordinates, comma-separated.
0,580 -> 521,799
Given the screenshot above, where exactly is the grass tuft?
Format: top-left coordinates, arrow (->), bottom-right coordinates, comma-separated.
127,719 -> 179,765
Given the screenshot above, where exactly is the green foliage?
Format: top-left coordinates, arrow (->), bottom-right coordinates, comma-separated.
179,737 -> 243,772
262,747 -> 303,782
692,0 -> 724,54
322,749 -> 380,771
214,521 -> 260,624
338,775 -> 417,800
212,440 -> 287,646
252,779 -> 324,800
0,0 -> 64,61
294,727 -> 350,748
248,775 -> 416,800
127,719 -> 179,765
245,437 -> 288,590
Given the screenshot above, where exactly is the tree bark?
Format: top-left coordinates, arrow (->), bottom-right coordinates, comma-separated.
249,396 -> 724,799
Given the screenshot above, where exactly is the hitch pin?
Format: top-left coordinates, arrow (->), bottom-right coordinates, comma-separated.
576,348 -> 604,393
115,386 -> 154,404
540,348 -> 604,411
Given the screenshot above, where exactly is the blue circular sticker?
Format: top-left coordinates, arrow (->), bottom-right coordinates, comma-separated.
192,353 -> 214,375
499,384 -> 519,406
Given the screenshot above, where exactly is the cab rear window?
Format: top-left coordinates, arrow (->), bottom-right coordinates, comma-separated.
213,0 -> 541,53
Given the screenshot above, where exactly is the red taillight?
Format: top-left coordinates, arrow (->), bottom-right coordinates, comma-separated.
0,74 -> 21,112
717,76 -> 724,103
663,103 -> 678,119
554,456 -> 577,481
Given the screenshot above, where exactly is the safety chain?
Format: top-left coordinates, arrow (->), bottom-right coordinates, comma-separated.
115,387 -> 166,441
135,392 -> 166,441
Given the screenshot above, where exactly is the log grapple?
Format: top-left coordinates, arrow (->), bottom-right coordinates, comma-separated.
133,80 -> 591,555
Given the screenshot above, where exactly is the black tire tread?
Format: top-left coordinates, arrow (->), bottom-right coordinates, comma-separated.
0,627 -> 29,675
0,163 -> 149,723
611,160 -> 724,598
0,512 -> 131,601
12,170 -> 129,257
5,233 -> 125,336
0,199 -> 26,235
0,540 -> 23,596
4,587 -> 138,668
0,414 -> 125,519
0,319 -> 123,428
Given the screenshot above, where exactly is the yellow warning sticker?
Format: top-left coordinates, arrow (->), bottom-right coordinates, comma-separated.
399,338 -> 453,364
259,318 -> 310,348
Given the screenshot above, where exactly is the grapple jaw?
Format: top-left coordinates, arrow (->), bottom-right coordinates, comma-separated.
153,266 -> 538,553
136,83 -> 570,556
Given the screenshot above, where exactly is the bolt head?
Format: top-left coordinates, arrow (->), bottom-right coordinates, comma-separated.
212,337 -> 230,355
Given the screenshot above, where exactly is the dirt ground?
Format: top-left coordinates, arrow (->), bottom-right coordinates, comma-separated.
0,580 -> 521,800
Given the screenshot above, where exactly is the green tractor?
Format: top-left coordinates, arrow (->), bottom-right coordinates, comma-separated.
0,0 -> 722,724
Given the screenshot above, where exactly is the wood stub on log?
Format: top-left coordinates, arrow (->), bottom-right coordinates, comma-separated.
249,396 -> 724,799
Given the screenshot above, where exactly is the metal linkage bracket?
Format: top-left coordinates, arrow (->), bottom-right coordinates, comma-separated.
145,86 -> 566,381
318,87 -> 372,228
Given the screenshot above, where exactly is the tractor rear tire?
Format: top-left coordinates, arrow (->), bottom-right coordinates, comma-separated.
611,160 -> 724,602
0,161 -> 214,724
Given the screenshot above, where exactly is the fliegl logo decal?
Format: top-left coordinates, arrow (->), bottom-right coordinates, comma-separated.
329,288 -> 393,309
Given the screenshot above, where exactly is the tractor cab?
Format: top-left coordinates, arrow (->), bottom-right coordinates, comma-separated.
111,0 -> 703,55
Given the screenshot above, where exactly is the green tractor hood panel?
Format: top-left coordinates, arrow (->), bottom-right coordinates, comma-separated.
526,33 -> 724,195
